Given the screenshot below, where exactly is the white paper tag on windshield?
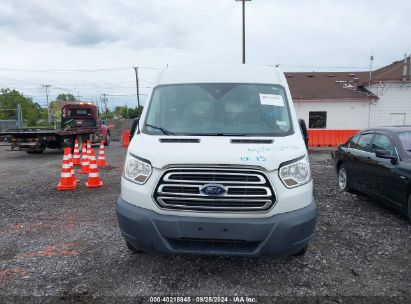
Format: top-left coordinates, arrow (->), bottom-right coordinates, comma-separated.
259,94 -> 285,107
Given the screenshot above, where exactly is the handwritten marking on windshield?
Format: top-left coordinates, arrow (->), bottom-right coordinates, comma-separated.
272,145 -> 300,151
247,145 -> 300,153
248,147 -> 273,154
241,156 -> 266,162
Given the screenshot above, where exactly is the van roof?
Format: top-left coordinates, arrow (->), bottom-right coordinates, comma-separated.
156,64 -> 286,86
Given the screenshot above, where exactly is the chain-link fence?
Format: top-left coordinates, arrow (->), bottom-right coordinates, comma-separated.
106,119 -> 133,141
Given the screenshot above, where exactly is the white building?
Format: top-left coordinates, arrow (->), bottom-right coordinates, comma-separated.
287,56 -> 411,132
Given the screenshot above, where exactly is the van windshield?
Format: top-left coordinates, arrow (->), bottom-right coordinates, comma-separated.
143,83 -> 293,136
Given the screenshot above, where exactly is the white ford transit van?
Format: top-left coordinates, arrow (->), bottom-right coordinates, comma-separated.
117,64 -> 316,256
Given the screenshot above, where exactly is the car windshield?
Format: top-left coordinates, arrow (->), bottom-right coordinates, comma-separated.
399,132 -> 411,153
65,108 -> 92,117
143,83 -> 293,136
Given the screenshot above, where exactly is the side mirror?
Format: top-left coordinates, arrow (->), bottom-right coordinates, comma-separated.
129,118 -> 139,141
375,149 -> 398,164
298,119 -> 309,148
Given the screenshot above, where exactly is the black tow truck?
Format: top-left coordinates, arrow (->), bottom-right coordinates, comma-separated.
1,103 -> 110,153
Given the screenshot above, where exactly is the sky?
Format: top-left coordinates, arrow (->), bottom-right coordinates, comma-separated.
0,0 -> 410,109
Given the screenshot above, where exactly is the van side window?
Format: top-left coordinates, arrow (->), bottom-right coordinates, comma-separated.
372,134 -> 396,156
356,133 -> 374,152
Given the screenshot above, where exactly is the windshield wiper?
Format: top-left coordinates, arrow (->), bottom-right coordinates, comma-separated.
184,133 -> 250,136
145,124 -> 175,135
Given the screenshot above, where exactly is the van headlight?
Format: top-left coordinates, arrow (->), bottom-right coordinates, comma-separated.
279,155 -> 311,188
124,153 -> 152,184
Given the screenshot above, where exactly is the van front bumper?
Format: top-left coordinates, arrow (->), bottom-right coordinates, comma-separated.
116,197 -> 317,256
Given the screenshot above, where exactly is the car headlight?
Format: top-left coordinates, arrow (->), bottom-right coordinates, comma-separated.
279,155 -> 311,188
124,153 -> 152,184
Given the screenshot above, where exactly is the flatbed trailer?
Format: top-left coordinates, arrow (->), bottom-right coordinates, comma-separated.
0,103 -> 110,153
1,127 -> 101,153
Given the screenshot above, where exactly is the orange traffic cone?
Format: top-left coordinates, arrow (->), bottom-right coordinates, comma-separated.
86,150 -> 103,188
72,139 -> 81,165
97,140 -> 109,167
78,143 -> 90,174
57,148 -> 76,191
67,147 -> 80,183
86,140 -> 92,157
121,130 -> 130,147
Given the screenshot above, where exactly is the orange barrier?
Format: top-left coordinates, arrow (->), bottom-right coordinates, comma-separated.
121,130 -> 130,148
308,129 -> 359,147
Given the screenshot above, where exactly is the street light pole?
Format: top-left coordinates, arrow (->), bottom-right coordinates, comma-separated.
42,84 -> 51,126
133,67 -> 141,108
235,0 -> 251,64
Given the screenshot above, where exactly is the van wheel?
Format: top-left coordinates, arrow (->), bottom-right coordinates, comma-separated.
338,164 -> 353,193
292,245 -> 308,257
407,195 -> 411,224
125,241 -> 144,254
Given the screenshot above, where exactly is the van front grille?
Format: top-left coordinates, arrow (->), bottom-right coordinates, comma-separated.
153,167 -> 276,212
166,238 -> 260,253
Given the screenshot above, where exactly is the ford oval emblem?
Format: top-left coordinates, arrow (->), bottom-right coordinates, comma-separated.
199,184 -> 227,196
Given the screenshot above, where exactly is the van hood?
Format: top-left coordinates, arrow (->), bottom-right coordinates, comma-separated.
128,133 -> 306,171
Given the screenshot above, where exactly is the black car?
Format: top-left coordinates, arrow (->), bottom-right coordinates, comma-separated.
332,126 -> 411,223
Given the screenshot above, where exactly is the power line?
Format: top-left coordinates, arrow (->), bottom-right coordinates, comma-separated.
105,94 -> 147,97
0,66 -> 161,72
41,84 -> 51,126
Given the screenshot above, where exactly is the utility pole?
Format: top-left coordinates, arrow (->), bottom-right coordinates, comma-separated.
368,55 -> 374,86
133,67 -> 141,108
42,84 -> 51,126
235,0 -> 251,64
101,93 -> 108,116
16,104 -> 23,129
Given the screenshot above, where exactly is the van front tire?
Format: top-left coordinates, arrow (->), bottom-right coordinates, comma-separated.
407,195 -> 411,224
292,245 -> 308,257
125,241 -> 144,254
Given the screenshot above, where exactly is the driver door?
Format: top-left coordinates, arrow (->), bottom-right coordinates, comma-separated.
369,133 -> 405,207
